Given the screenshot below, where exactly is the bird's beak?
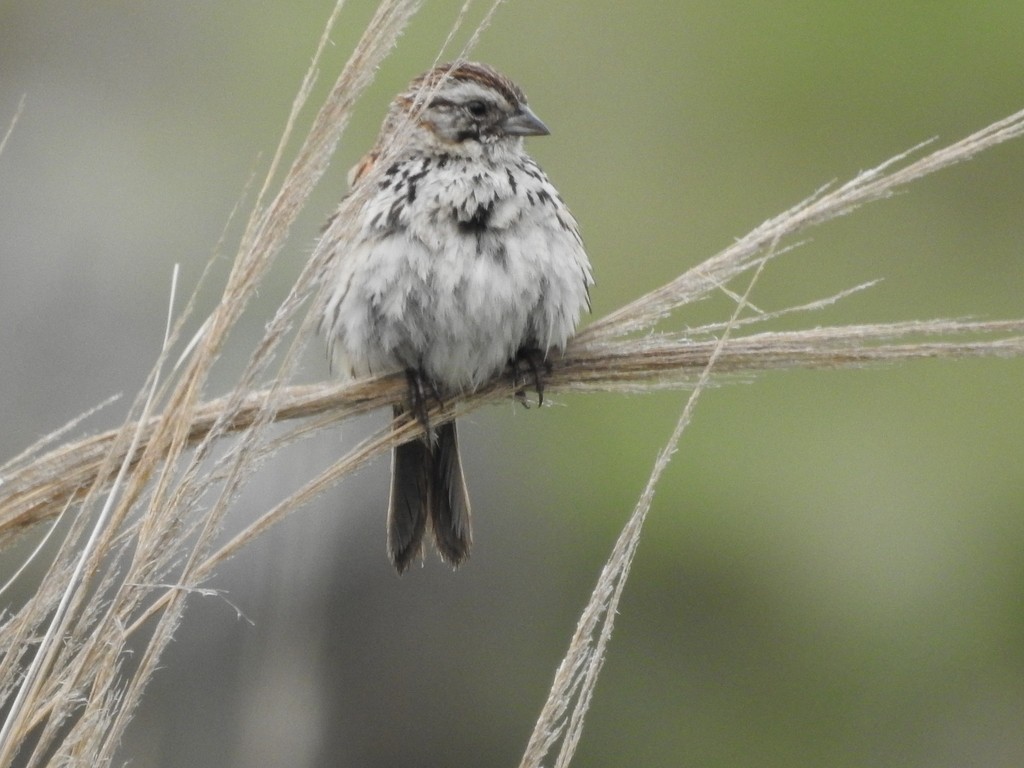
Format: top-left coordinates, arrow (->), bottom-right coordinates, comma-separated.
502,105 -> 550,137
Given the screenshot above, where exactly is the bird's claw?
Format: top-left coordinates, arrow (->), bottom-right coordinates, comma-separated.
511,347 -> 551,408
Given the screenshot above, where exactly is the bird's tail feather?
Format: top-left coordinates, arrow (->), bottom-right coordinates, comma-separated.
387,409 -> 472,572
429,420 -> 472,565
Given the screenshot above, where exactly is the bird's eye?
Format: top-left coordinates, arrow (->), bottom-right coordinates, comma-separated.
465,100 -> 488,118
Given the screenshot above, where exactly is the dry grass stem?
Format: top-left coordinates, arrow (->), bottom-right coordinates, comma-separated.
521,250 -> 773,768
1,318 -> 1022,556
0,95 -> 26,161
1,2 -> 1023,765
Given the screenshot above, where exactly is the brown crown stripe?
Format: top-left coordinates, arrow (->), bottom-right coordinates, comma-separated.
409,61 -> 526,107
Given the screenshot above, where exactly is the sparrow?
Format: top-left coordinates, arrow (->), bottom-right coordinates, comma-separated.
320,61 -> 593,571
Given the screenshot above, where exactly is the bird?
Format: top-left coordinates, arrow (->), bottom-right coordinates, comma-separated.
320,61 -> 593,572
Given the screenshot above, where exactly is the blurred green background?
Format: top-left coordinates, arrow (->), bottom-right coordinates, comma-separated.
2,2 -> 1024,766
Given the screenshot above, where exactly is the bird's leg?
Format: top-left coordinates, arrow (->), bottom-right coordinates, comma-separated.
511,346 -> 551,408
405,368 -> 443,443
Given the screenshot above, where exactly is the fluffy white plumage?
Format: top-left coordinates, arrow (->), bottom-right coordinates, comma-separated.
323,149 -> 592,390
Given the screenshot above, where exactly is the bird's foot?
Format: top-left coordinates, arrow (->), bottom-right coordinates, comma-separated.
511,347 -> 551,408
404,368 -> 443,443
